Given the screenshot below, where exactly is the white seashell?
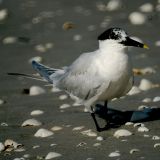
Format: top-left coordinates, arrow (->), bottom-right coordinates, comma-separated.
154,143 -> 160,148
73,34 -> 82,41
0,99 -> 5,105
21,119 -> 42,127
153,96 -> 160,102
59,104 -> 70,109
127,86 -> 141,95
0,142 -> 5,152
0,9 -> 8,21
138,126 -> 149,132
155,40 -> 160,47
134,123 -> 145,127
108,151 -> 120,157
130,149 -> 140,154
51,126 -> 62,131
139,3 -> 153,13
76,142 -> 87,147
29,86 -> 46,96
72,126 -> 84,131
138,105 -> 149,110
93,143 -> 101,147
50,143 -> 57,147
28,56 -> 43,63
114,129 -> 132,138
139,79 -> 153,91
1,122 -> 8,126
3,36 -> 17,44
125,122 -> 134,126
81,129 -> 97,137
142,98 -> 152,103
34,128 -> 54,137
45,152 -> 62,159
4,139 -> 21,149
129,12 -> 146,25
30,110 -> 44,116
106,0 -> 122,11
96,136 -> 104,141
59,94 -> 68,100
152,136 -> 160,140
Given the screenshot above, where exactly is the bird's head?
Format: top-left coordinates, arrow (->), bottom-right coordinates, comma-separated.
98,28 -> 149,49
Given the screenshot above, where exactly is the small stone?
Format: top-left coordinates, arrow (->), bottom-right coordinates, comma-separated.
0,142 -> 5,152
14,148 -> 26,152
72,126 -> 85,131
0,9 -> 8,21
129,12 -> 146,25
2,37 -> 17,44
34,128 -> 54,137
45,152 -> 62,159
153,96 -> 160,102
29,56 -> 43,63
30,110 -> 44,116
139,79 -> 153,91
134,123 -> 145,127
138,126 -> 149,132
59,104 -> 70,109
139,3 -> 153,13
22,119 -> 42,127
51,126 -> 62,131
127,86 -> 141,95
50,144 -> 57,147
108,151 -> 120,157
114,129 -> 132,138
152,136 -> 160,140
96,136 -> 104,141
59,94 -> 68,100
29,86 -> 46,96
125,122 -> 134,126
142,98 -> 152,103
154,143 -> 160,148
130,149 -> 140,154
81,129 -> 97,137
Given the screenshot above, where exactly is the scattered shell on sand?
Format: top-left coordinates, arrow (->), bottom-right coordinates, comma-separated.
139,79 -> 153,91
139,3 -> 153,12
29,86 -> 46,96
138,105 -> 149,110
63,21 -> 75,30
2,36 -> 17,44
108,151 -> 120,157
32,145 -> 40,149
21,118 -> 42,127
134,123 -> 145,127
4,139 -> 22,150
93,143 -> 101,147
142,98 -> 152,103
45,152 -> 62,159
130,149 -> 140,154
106,0 -> 122,11
0,99 -> 5,105
51,126 -> 62,131
59,104 -> 71,109
152,136 -> 160,140
50,143 -> 57,147
129,12 -> 146,25
81,129 -> 97,137
34,128 -> 54,137
59,94 -> 68,100
23,154 -> 30,158
153,96 -> 160,102
155,40 -> 160,47
0,9 -> 8,21
114,129 -> 132,138
0,142 -> 5,152
137,126 -> 149,132
154,143 -> 160,148
125,122 -> 134,126
30,110 -> 44,116
1,122 -> 8,126
76,142 -> 87,147
127,86 -> 141,95
35,44 -> 46,52
28,56 -> 43,63
72,126 -> 85,131
96,136 -> 104,141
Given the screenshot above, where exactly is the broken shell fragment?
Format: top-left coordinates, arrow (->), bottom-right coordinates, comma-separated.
21,119 -> 42,127
30,110 -> 44,116
34,128 -> 54,137
51,126 -> 62,131
45,152 -> 62,159
114,129 -> 132,138
130,149 -> 140,154
108,151 -> 120,157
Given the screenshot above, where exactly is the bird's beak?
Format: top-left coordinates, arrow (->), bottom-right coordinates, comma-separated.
122,37 -> 149,49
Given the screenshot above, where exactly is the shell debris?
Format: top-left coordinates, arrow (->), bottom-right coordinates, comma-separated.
154,143 -> 160,148
72,126 -> 85,131
21,118 -> 42,127
134,123 -> 145,127
152,136 -> 160,140
137,126 -> 149,132
59,104 -> 71,109
106,0 -> 122,11
81,129 -> 97,137
153,96 -> 160,102
51,126 -> 63,131
63,21 -> 75,30
34,128 -> 54,138
30,110 -> 44,116
45,152 -> 62,159
108,151 -> 120,157
127,86 -> 141,95
0,9 -> 8,21
29,86 -> 46,96
130,149 -> 140,154
59,94 -> 68,100
114,129 -> 132,138
2,36 -> 17,44
96,136 -> 104,141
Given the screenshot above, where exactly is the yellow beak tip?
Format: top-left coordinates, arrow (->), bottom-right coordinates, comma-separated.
143,44 -> 149,49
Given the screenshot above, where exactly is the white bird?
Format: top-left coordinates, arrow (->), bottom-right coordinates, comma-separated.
9,28 -> 149,131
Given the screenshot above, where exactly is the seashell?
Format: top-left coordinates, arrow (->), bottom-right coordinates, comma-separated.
50,143 -> 57,147
139,3 -> 153,13
28,56 -> 43,63
152,136 -> 160,140
3,36 -> 17,44
93,143 -> 101,147
0,9 -> 8,21
21,119 -> 42,127
153,96 -> 160,102
138,105 -> 149,110
127,86 -> 141,95
142,98 -> 152,103
1,122 -> 8,126
134,123 -> 145,127
0,99 -> 5,105
45,152 -> 62,159
0,142 -> 5,152
125,122 -> 134,126
59,104 -> 70,109
51,126 -> 62,131
59,94 -> 68,100
106,0 -> 122,11
29,86 -> 46,96
139,79 -> 153,91
114,129 -> 132,138
73,34 -> 82,41
34,128 -> 54,137
81,129 -> 97,137
4,139 -> 22,149
137,126 -> 149,132
130,149 -> 140,154
96,136 -> 104,141
72,126 -> 85,131
129,12 -> 146,25
154,143 -> 160,148
108,151 -> 120,157
32,145 -> 40,149
30,110 -> 44,116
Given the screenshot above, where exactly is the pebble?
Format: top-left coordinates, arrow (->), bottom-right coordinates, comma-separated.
152,136 -> 160,140
96,136 -> 104,141
0,9 -> 8,21
73,34 -> 82,41
142,98 -> 152,103
51,126 -> 62,131
138,126 -> 149,132
29,86 -> 46,96
153,96 -> 160,102
129,12 -> 146,25
72,126 -> 85,131
59,104 -> 71,109
106,0 -> 122,11
81,129 -> 97,137
108,151 -> 120,157
114,129 -> 132,138
28,56 -> 43,63
130,149 -> 140,154
21,118 -> 42,127
45,152 -> 62,159
34,128 -> 54,137
154,143 -> 160,148
125,122 -> 134,126
127,86 -> 141,95
134,123 -> 145,127
139,3 -> 153,13
139,79 -> 153,91
59,94 -> 68,100
50,143 -> 57,147
0,142 -> 5,152
2,36 -> 17,44
30,110 -> 44,116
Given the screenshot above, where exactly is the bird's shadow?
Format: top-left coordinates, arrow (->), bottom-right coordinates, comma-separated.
94,104 -> 160,129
